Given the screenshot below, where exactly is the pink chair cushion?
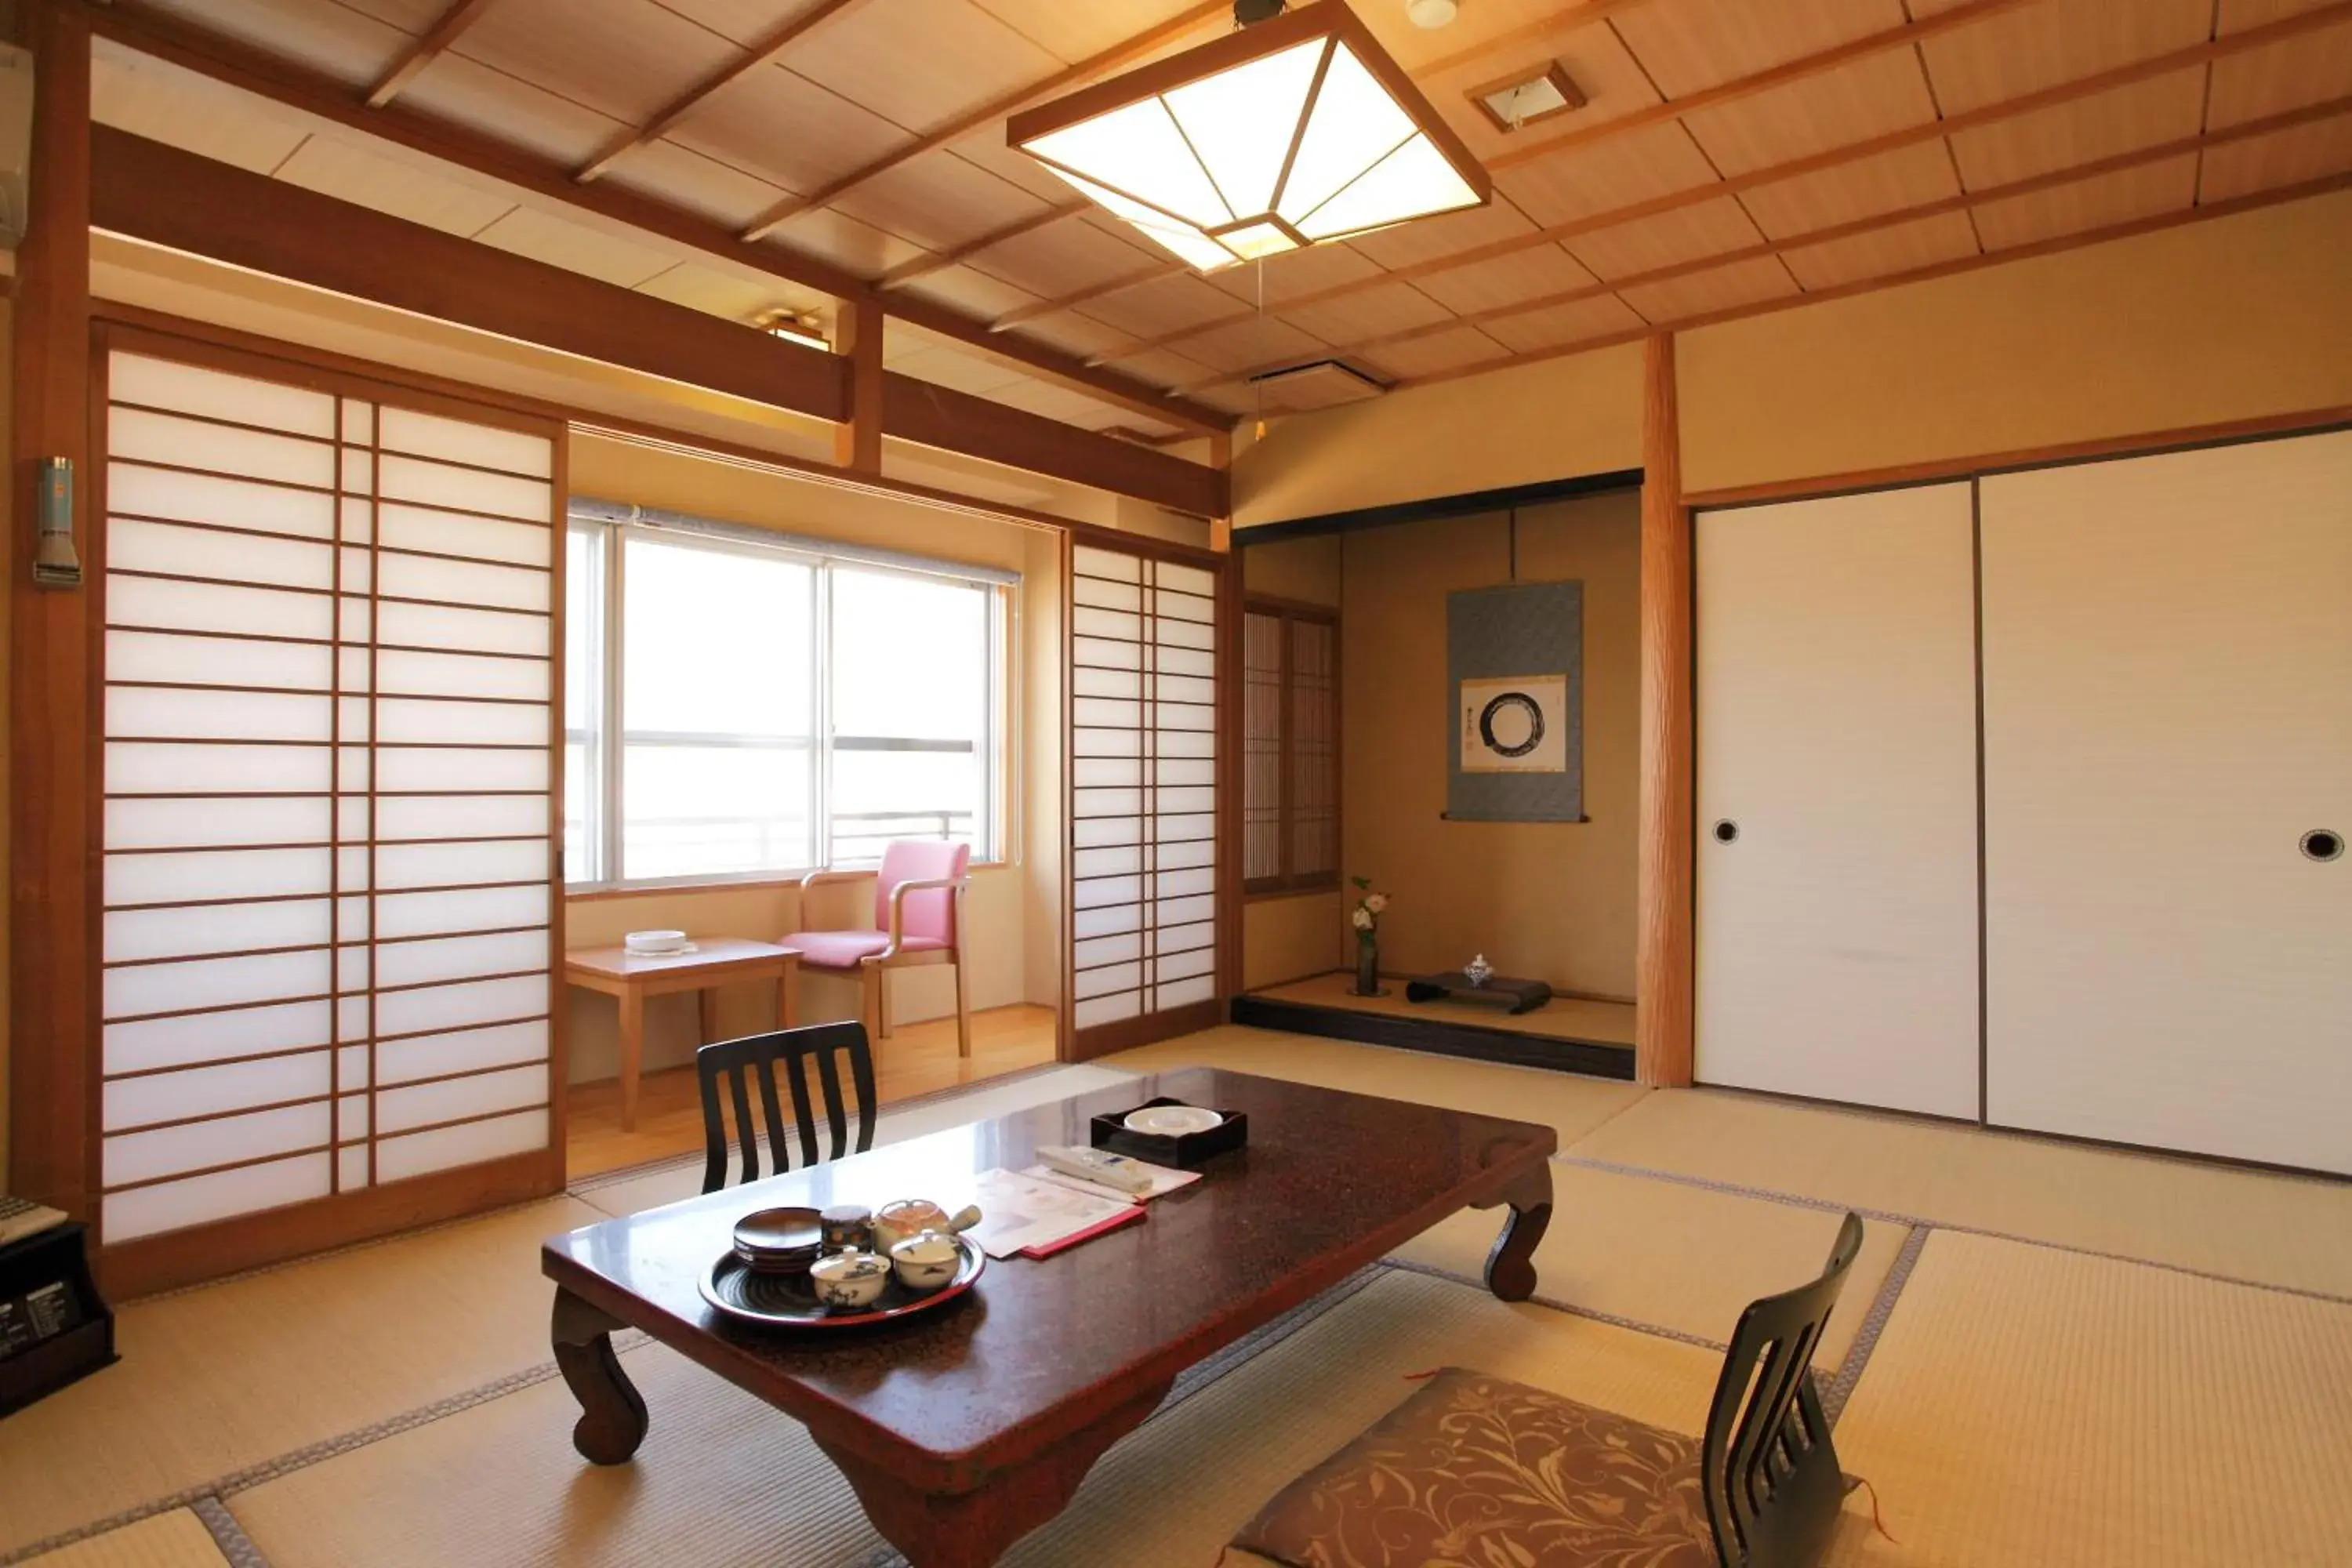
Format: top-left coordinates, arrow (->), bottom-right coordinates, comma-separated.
784,931 -> 948,971
873,840 -> 971,944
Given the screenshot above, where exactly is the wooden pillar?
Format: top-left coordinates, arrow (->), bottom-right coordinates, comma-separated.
1207,429 -> 1232,553
831,293 -> 883,474
1635,333 -> 1694,1088
9,1 -> 96,1210
1210,430 -> 1241,1007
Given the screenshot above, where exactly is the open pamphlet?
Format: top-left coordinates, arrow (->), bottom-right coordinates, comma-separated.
967,1156 -> 1200,1260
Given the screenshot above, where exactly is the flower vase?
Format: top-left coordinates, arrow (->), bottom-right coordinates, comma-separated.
1353,938 -> 1381,997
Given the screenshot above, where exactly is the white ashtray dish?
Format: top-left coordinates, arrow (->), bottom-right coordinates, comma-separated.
625,930 -> 691,954
1123,1105 -> 1224,1136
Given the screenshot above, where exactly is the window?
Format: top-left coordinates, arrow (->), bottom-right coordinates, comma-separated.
566,510 -> 1008,888
1242,600 -> 1338,893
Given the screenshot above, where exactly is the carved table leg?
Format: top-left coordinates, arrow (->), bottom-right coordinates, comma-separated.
551,1287 -> 648,1465
815,1378 -> 1172,1567
1474,1163 -> 1555,1303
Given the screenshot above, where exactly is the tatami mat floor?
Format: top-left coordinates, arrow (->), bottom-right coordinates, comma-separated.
10,1027 -> 2350,1568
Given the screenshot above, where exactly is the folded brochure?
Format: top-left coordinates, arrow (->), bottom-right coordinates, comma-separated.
967,1157 -> 1198,1260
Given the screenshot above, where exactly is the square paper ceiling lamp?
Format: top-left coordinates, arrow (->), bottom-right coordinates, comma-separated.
1006,0 -> 1490,273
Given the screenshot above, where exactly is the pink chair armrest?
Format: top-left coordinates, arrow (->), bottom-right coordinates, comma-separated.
880,877 -> 969,961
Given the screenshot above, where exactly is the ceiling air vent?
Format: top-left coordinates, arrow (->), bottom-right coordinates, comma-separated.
1468,61 -> 1587,133
1247,359 -> 1388,413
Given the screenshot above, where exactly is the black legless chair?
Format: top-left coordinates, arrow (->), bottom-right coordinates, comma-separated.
1229,1211 -> 1869,1568
695,1022 -> 878,1194
1699,1209 -> 1867,1567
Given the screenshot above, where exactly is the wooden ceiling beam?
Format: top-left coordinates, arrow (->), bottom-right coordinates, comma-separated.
89,125 -> 1225,514
1408,0 -> 1654,83
574,0 -> 866,183
365,0 -> 503,108
738,0 -> 1230,243
877,201 -> 1089,289
1091,0 -> 2352,366
1487,0 -> 2034,174
1183,92 -> 2352,393
993,261 -> 1182,330
89,1 -> 1232,434
1389,170 -> 2352,394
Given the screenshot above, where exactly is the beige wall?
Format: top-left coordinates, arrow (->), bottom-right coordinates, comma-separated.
1232,343 -> 1644,528
1230,188 -> 2352,526
1678,187 -> 2352,493
1240,532 -> 1342,605
1338,492 -> 1641,1000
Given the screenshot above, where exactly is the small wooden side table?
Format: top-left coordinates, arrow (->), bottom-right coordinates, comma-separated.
564,938 -> 801,1131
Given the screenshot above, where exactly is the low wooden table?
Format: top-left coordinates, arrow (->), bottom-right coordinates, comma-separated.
542,1065 -> 1555,1567
563,938 -> 800,1131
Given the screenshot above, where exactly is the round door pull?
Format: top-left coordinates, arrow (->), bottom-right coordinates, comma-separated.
2303,829 -> 2344,863
1713,820 -> 1740,844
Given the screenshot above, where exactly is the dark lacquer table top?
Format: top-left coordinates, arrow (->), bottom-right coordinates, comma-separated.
542,1065 -> 1554,1490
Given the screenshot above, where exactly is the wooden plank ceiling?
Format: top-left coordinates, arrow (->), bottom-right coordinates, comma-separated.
94,0 -> 2352,431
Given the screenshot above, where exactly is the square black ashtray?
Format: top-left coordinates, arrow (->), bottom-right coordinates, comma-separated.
1089,1097 -> 1249,1168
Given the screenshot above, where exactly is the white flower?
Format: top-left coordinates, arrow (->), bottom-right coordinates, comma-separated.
1364,893 -> 1388,913
1351,908 -> 1374,931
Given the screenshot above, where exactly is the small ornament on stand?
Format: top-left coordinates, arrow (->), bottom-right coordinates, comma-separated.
1463,953 -> 1494,988
1348,877 -> 1390,997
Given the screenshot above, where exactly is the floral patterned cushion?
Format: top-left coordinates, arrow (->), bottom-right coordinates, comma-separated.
1232,1367 -> 1717,1568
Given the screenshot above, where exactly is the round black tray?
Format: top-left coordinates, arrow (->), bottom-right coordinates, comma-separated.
699,1238 -> 985,1330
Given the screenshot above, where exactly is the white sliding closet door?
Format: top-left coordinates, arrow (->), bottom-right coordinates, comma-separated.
99,337 -> 564,1255
1981,433 -> 2352,1174
1695,484 -> 1982,1119
1067,541 -> 1222,1055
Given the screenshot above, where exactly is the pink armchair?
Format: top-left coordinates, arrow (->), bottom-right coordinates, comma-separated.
785,840 -> 973,1055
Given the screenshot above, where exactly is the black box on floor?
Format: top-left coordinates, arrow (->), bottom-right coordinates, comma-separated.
0,1221 -> 117,1418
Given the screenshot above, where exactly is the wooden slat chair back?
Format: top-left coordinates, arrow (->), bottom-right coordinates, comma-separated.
1699,1210 -> 1867,1567
695,1022 -> 879,1193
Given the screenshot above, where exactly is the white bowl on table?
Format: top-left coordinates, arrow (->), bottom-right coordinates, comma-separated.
1122,1105 -> 1224,1137
624,930 -> 691,956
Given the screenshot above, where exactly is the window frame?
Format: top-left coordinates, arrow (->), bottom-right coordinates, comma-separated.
1242,594 -> 1341,898
564,513 -> 1011,894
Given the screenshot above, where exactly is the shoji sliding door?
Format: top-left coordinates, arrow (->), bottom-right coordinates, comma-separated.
96,328 -> 564,1275
1067,540 -> 1224,1055
1694,484 -> 1983,1119
1981,432 -> 2352,1174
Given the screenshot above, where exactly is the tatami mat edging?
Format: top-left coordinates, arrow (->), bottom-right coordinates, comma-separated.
1820,1225 -> 1928,1427
0,1333 -> 647,1567
1563,1152 -> 2352,1308
187,1501 -> 267,1568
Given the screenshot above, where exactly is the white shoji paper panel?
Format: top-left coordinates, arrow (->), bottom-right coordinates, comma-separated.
104,1051 -> 334,1133
103,1152 -> 332,1243
1069,544 -> 1218,1040
376,1109 -> 547,1183
100,350 -> 557,1246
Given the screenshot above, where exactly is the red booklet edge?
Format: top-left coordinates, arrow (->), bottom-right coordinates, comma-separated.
1016,1200 -> 1146,1260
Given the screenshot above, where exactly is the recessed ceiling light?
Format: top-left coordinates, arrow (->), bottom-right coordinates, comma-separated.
1405,0 -> 1457,27
755,310 -> 829,352
1467,61 -> 1588,134
1007,0 -> 1490,274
